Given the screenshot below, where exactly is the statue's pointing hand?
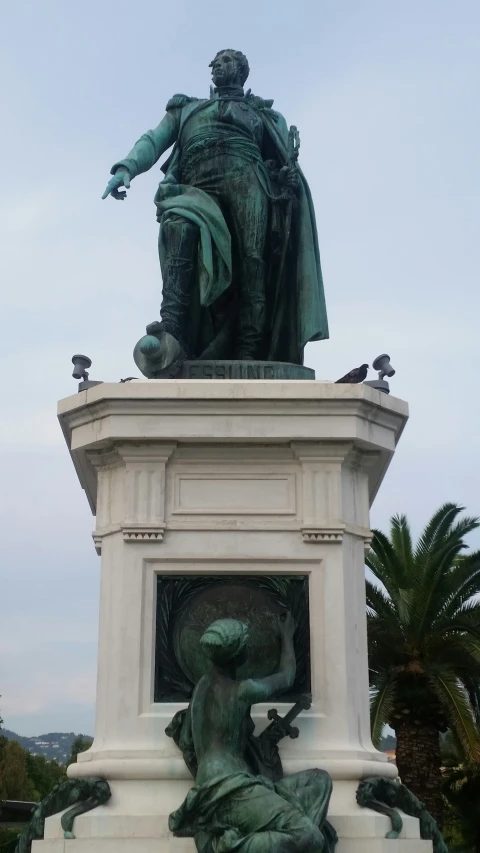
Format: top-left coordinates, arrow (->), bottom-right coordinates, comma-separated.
102,169 -> 131,200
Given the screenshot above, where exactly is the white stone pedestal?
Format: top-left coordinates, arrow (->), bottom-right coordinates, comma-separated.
36,380 -> 431,852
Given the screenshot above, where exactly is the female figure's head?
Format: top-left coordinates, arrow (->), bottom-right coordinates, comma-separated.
200,618 -> 249,670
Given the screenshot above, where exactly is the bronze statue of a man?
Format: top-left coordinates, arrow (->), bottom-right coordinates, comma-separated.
103,50 -> 328,374
166,616 -> 336,853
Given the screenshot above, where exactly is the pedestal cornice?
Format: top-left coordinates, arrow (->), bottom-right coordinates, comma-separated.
58,381 -> 408,516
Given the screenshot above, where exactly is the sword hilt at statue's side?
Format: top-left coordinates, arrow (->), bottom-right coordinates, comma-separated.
278,125 -> 301,203
264,693 -> 312,742
267,709 -> 300,739
288,125 -> 300,168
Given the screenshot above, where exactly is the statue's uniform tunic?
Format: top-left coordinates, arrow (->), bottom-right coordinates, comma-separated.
170,96 -> 269,356
111,92 -> 329,362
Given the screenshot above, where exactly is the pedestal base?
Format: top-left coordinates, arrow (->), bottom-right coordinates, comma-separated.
34,780 -> 432,853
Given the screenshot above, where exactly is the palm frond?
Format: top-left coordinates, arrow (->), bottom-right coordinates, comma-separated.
390,513 -> 415,579
432,555 -> 480,626
443,516 -> 480,548
367,529 -> 417,626
425,637 -> 480,678
365,579 -> 396,619
414,503 -> 465,560
367,529 -> 406,587
429,668 -> 480,759
436,602 -> 480,641
370,673 -> 396,747
414,537 -> 480,639
365,550 -> 406,616
461,676 -> 480,723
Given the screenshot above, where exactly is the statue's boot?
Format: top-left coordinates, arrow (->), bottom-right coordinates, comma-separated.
236,257 -> 266,360
134,216 -> 198,378
159,216 -> 199,353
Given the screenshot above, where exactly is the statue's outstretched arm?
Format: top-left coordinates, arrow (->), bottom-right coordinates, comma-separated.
240,612 -> 296,704
102,110 -> 179,201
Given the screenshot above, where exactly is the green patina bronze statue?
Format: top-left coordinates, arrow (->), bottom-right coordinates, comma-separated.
166,615 -> 336,853
14,777 -> 111,853
103,49 -> 328,377
356,777 -> 448,853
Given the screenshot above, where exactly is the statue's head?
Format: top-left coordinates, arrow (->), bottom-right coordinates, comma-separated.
200,618 -> 249,667
209,49 -> 250,88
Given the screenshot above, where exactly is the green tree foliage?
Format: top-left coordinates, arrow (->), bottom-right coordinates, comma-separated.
0,702 -> 66,804
366,503 -> 480,827
442,732 -> 480,853
0,740 -> 37,801
0,826 -> 23,853
67,735 -> 92,767
24,753 -> 66,801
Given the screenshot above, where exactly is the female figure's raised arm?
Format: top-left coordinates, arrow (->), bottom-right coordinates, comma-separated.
239,612 -> 296,705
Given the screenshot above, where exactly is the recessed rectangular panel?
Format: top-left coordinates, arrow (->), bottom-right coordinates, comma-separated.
173,473 -> 296,515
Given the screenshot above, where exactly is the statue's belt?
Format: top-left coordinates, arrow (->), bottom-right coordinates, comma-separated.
181,134 -> 264,177
180,134 -> 288,202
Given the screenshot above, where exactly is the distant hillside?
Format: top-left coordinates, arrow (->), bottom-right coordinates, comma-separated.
2,730 -> 92,763
2,728 -> 395,763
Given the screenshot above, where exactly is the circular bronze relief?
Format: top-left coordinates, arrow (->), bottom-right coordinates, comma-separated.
173,582 -> 283,683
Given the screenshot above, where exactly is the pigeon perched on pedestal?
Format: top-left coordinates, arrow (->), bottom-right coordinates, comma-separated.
335,364 -> 369,384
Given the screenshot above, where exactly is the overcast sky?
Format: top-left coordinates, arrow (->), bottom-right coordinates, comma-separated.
1,0 -> 479,737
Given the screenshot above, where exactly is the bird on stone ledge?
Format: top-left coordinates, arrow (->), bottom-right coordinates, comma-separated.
335,364 -> 369,384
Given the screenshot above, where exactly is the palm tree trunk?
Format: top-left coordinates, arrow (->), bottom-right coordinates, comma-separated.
395,721 -> 444,828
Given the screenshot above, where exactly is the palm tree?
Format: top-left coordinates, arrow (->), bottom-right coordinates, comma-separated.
366,503 -> 480,827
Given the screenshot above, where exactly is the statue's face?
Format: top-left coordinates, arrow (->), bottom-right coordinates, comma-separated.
211,51 -> 241,87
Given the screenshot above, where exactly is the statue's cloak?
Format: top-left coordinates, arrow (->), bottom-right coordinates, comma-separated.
154,96 -> 328,364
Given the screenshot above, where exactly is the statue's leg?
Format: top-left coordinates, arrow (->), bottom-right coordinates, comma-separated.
158,214 -> 199,354
226,173 -> 268,360
236,254 -> 267,360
